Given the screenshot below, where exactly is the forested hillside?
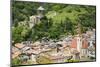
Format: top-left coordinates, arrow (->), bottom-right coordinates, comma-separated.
12,1 -> 96,43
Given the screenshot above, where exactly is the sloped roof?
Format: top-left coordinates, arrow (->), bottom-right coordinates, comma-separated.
72,49 -> 80,54
32,41 -> 41,46
12,46 -> 19,53
12,51 -> 21,59
15,43 -> 25,49
37,6 -> 45,10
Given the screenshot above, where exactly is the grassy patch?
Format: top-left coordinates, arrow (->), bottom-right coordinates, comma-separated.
65,59 -> 80,63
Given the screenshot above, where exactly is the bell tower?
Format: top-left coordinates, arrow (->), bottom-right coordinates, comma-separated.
37,6 -> 45,19
76,22 -> 82,58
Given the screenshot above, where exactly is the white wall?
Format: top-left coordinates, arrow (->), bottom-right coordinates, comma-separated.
0,0 -> 100,67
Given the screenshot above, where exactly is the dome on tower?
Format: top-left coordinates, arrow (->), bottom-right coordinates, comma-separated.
37,6 -> 45,11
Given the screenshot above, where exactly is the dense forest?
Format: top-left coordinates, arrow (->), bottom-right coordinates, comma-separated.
12,1 -> 96,43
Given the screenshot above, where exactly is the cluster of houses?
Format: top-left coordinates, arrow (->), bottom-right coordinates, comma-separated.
12,29 -> 96,64
12,6 -> 96,64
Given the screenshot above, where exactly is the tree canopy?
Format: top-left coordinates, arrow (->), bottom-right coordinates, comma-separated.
12,1 -> 96,43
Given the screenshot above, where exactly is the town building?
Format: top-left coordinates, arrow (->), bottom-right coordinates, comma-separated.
29,6 -> 45,28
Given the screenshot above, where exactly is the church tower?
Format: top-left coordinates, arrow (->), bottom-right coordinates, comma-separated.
37,6 -> 45,19
77,23 -> 82,52
76,22 -> 82,58
29,6 -> 45,28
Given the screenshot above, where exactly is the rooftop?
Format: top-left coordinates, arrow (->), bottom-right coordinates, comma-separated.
15,43 -> 25,49
37,6 -> 45,10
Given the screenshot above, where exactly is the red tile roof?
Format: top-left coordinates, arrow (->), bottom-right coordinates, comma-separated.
15,43 -> 25,49
72,49 -> 80,54
50,55 -> 65,60
12,51 -> 21,59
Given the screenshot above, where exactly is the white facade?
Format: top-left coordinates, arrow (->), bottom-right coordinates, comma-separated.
31,54 -> 36,62
29,16 -> 37,28
81,49 -> 88,57
76,36 -> 82,52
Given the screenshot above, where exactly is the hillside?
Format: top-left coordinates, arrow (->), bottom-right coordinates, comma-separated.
12,1 -> 96,43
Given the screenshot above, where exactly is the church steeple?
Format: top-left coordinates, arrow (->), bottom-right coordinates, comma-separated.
37,6 -> 45,18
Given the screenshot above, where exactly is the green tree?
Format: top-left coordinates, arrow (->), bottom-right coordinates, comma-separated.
12,58 -> 21,66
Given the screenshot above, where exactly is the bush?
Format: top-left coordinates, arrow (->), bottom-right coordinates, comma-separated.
12,58 -> 21,65
65,59 -> 80,63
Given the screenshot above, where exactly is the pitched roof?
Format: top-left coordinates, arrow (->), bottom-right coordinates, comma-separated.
72,49 -> 80,54
12,51 -> 21,59
32,41 -> 41,46
12,46 -> 19,53
15,43 -> 25,49
37,6 -> 45,10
